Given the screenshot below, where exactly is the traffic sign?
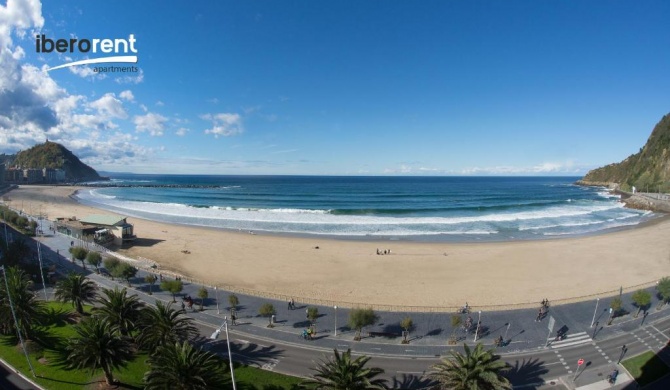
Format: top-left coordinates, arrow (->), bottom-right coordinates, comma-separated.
578,358 -> 584,366
547,316 -> 555,332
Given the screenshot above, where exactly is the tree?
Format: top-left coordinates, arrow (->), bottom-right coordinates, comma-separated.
103,257 -> 121,278
301,348 -> 387,389
228,294 -> 239,312
69,246 -> 88,269
145,274 -> 157,295
65,316 -> 134,385
430,343 -> 511,390
160,280 -> 183,302
449,315 -> 463,344
119,263 -> 138,287
608,297 -> 623,325
86,251 -> 102,273
197,287 -> 208,312
54,273 -> 97,315
144,341 -> 230,389
136,301 -> 198,353
0,266 -> 43,339
307,307 -> 319,325
94,287 -> 144,337
656,277 -> 670,309
259,303 -> 276,327
400,316 -> 413,344
1,239 -> 31,267
348,308 -> 378,341
631,290 -> 652,318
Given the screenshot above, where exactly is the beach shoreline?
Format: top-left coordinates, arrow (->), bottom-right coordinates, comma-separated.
4,185 -> 670,309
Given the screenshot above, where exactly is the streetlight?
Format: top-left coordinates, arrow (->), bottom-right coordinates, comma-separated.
211,316 -> 237,390
334,306 -> 338,336
36,241 -> 48,301
215,286 -> 220,314
0,265 -> 36,377
590,298 -> 600,328
474,310 -> 482,342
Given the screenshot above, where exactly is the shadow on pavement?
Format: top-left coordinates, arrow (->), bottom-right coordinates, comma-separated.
504,357 -> 549,389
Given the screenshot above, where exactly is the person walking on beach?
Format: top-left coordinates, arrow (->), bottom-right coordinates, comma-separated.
291,298 -> 295,310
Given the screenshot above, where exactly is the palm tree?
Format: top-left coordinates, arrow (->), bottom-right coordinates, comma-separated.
429,343 -> 511,390
94,287 -> 144,336
0,266 -> 43,338
54,273 -> 97,315
144,341 -> 230,389
136,301 -> 198,353
301,348 -> 388,389
65,316 -> 134,385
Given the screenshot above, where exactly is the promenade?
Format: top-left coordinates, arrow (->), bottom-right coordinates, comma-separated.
2,215 -> 670,389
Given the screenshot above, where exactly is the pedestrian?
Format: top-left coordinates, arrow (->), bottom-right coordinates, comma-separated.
231,313 -> 237,325
181,301 -> 185,310
536,309 -> 542,322
70,240 -> 74,246
291,298 -> 295,309
288,300 -> 292,310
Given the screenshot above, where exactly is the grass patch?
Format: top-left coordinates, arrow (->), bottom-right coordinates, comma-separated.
0,301 -> 303,389
622,350 -> 670,387
235,365 -> 303,389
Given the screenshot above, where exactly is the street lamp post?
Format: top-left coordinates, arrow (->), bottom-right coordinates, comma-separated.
334,306 -> 338,336
36,242 -> 48,301
210,316 -> 237,390
215,286 -> 220,314
474,311 -> 482,342
590,298 -> 600,327
0,265 -> 36,377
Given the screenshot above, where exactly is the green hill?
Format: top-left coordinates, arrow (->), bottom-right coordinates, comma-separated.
10,141 -> 102,181
581,113 -> 670,192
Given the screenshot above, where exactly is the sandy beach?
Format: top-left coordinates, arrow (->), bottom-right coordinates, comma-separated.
4,185 -> 670,310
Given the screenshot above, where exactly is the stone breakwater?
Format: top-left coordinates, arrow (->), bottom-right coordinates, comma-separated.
576,180 -> 670,213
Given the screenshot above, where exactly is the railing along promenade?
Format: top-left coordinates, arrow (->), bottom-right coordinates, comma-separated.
6,204 -> 668,314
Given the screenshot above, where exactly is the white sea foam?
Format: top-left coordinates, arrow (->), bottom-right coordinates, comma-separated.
74,188 -> 650,238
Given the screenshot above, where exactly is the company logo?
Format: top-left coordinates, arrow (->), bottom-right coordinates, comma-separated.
36,34 -> 138,72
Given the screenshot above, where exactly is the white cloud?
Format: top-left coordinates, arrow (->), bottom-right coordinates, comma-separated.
119,90 -> 134,101
155,100 -> 164,106
201,113 -> 243,138
0,0 -> 44,49
175,127 -> 189,136
460,161 -> 583,175
134,112 -> 167,136
115,68 -> 144,84
68,65 -> 106,79
89,93 -> 127,119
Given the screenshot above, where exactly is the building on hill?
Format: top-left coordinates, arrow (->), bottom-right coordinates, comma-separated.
55,214 -> 136,246
3,167 -> 67,184
0,164 -> 4,186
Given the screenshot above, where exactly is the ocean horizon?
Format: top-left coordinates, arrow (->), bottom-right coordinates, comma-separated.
74,174 -> 655,242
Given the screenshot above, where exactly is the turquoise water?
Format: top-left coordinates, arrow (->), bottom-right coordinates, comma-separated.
75,175 -> 653,241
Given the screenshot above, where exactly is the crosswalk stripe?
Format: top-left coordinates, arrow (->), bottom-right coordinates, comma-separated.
547,332 -> 593,349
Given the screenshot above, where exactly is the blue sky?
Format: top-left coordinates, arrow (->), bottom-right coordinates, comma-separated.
1,0 -> 669,175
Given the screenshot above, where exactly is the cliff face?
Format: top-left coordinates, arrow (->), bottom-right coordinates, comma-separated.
11,141 -> 102,181
581,113 -> 670,192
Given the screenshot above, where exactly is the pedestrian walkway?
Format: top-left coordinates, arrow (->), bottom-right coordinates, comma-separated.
550,332 -> 594,349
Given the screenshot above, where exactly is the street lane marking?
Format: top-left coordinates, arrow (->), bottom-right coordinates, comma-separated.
651,325 -> 670,339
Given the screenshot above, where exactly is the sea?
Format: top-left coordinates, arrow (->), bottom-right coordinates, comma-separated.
74,174 -> 656,242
